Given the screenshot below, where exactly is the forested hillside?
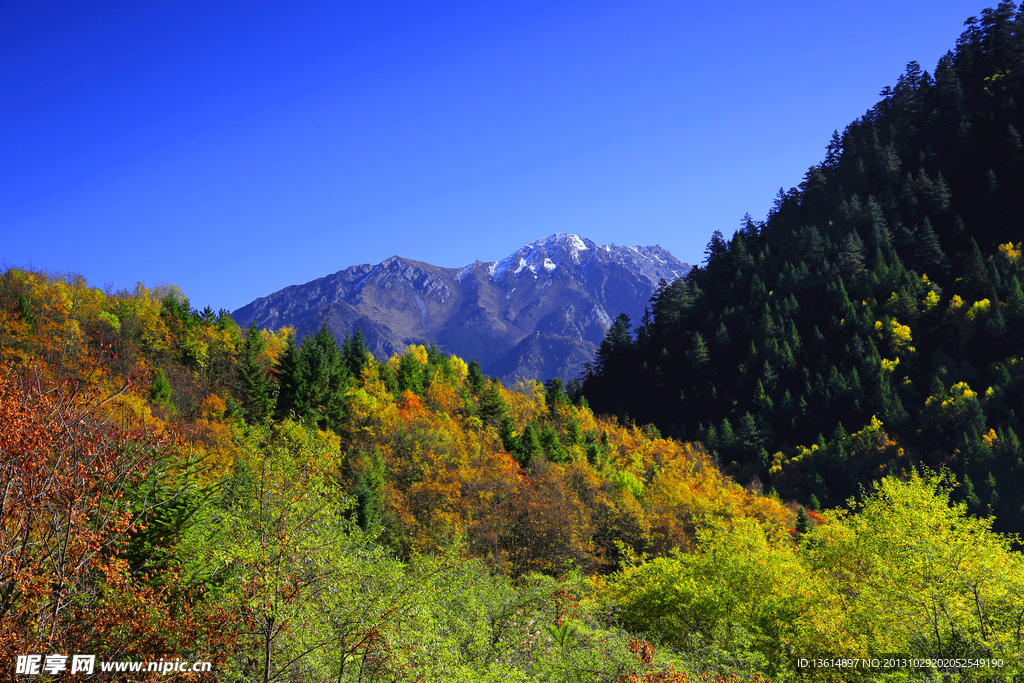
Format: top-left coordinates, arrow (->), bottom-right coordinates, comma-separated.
583,1 -> 1024,532
5,267 -> 1024,681
5,4 -> 1024,681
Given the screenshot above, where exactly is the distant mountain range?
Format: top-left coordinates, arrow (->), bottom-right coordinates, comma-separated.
232,234 -> 690,383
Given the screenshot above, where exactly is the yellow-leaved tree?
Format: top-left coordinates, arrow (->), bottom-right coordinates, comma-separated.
804,470 -> 1024,674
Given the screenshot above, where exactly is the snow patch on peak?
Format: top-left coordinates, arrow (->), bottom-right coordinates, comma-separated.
564,234 -> 588,251
535,233 -> 589,252
543,258 -> 556,272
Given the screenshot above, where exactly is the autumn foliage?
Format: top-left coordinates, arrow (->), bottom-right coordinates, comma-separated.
3,267 -> 1022,682
0,366 -> 235,680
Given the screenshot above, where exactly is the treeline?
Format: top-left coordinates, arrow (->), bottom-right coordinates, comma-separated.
583,1 -> 1024,531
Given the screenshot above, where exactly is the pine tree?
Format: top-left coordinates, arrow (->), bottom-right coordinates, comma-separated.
962,238 -> 993,299
1007,124 -> 1024,163
467,359 -> 485,394
498,416 -> 517,454
714,321 -> 730,347
514,424 -> 543,467
687,333 -> 710,369
837,231 -> 867,280
544,378 -> 568,417
540,425 -> 567,463
718,418 -> 736,452
274,331 -> 303,419
986,168 -> 1000,195
239,321 -> 276,422
343,326 -> 371,377
297,323 -> 348,430
914,217 -> 950,273
737,412 -> 762,458
1007,277 -> 1024,320
15,294 -> 35,331
795,507 -> 811,536
396,352 -> 424,395
478,379 -> 508,426
348,449 -> 386,530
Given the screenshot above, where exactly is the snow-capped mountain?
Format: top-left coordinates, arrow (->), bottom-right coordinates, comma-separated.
232,234 -> 690,383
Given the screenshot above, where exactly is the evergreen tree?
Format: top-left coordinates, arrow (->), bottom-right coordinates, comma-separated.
686,333 -> 710,369
348,448 -> 386,530
540,425 -> 567,462
396,351 -> 425,395
794,507 -> 811,537
837,231 -> 867,280
296,323 -> 348,430
150,368 -> 173,409
914,217 -> 950,273
574,7 -> 1024,533
498,416 -> 517,454
274,331 -> 303,419
514,424 -> 543,467
1006,276 -> 1024,319
962,238 -> 993,299
478,379 -> 508,426
239,321 -> 276,422
466,359 -> 485,394
343,326 -> 371,377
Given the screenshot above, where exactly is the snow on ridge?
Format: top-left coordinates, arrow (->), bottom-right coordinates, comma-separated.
486,233 -> 684,282
565,234 -> 588,251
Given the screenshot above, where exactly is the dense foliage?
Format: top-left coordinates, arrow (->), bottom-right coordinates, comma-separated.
0,268 -> 798,681
583,1 -> 1024,532
6,5 -> 1024,681
4,260 -> 1023,681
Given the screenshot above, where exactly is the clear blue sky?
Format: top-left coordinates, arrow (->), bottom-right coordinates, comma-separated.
2,0 -> 992,312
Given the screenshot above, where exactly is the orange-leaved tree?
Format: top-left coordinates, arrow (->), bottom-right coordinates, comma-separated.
0,364 -> 235,676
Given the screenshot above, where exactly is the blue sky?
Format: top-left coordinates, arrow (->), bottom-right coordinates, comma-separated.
2,0 -> 992,312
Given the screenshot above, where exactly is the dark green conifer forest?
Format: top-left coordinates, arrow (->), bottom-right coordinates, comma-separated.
583,0 -> 1024,531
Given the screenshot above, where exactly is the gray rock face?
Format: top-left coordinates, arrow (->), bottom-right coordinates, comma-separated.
232,234 -> 690,383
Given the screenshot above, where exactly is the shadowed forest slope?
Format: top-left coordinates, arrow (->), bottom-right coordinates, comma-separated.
583,1 -> 1024,533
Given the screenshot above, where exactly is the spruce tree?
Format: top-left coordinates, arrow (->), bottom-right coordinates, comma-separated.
962,238 -> 993,299
466,359 -> 485,394
687,333 -> 710,369
914,217 -> 950,273
239,321 -> 275,422
343,326 -> 371,377
515,424 -> 543,467
478,379 -> 508,426
396,351 -> 424,395
795,506 -> 811,536
298,323 -> 348,430
274,331 -> 303,420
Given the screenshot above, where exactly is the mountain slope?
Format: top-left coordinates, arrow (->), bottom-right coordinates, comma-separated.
582,2 -> 1024,532
232,234 -> 689,383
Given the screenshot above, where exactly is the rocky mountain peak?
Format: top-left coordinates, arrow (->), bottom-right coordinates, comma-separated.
234,235 -> 691,383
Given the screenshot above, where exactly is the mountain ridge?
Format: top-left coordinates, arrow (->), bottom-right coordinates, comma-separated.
233,233 -> 690,383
